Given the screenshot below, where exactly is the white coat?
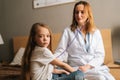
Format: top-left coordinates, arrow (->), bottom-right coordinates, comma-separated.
54,26 -> 115,80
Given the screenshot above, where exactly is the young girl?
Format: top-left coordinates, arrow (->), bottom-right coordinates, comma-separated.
22,23 -> 84,80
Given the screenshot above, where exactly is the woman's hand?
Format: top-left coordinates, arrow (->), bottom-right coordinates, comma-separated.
53,69 -> 70,75
79,64 -> 92,72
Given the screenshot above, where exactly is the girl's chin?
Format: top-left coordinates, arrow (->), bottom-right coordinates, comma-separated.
43,45 -> 49,48
38,45 -> 47,48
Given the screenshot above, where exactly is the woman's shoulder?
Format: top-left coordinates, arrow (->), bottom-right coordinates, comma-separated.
92,28 -> 102,38
63,26 -> 72,33
63,26 -> 70,30
93,28 -> 101,34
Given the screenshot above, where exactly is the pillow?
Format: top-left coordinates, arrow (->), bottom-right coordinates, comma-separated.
10,47 -> 25,65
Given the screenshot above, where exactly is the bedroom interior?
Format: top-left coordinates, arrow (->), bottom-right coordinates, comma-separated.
0,29 -> 120,80
0,0 -> 120,80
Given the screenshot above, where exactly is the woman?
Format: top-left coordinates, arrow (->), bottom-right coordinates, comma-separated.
54,1 -> 115,80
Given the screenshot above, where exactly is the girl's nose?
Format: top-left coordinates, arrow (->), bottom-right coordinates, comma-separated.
44,36 -> 47,41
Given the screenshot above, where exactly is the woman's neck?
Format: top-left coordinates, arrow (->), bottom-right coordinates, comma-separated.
77,24 -> 87,36
78,25 -> 85,31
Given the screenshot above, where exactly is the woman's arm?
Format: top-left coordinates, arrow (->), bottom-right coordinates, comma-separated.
87,30 -> 105,67
50,58 -> 75,73
79,64 -> 93,72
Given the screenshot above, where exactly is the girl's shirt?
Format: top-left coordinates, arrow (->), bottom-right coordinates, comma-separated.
30,46 -> 55,80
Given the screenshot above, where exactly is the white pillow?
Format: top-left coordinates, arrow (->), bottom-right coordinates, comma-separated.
10,47 -> 25,65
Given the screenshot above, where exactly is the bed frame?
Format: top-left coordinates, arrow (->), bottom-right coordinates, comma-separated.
13,33 -> 61,54
12,29 -> 120,80
13,36 -> 28,54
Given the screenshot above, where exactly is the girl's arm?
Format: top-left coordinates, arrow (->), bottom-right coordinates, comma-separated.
53,69 -> 70,75
50,58 -> 75,73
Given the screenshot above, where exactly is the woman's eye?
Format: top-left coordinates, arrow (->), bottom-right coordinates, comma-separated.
81,11 -> 84,14
75,11 -> 84,14
75,11 -> 79,14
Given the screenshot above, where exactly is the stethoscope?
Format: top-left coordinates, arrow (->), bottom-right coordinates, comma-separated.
57,28 -> 91,58
56,28 -> 78,58
76,29 -> 90,53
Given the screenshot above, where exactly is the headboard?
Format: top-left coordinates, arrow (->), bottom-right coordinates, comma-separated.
13,36 -> 28,54
12,29 -> 114,65
12,33 -> 61,54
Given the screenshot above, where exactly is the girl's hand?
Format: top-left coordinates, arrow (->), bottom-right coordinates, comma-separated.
53,69 -> 70,75
79,64 -> 92,72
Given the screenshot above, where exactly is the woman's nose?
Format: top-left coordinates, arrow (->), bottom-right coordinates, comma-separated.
78,12 -> 82,17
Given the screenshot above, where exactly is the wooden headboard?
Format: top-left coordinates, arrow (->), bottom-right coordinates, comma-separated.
12,29 -> 114,65
13,36 -> 28,54
12,33 -> 61,54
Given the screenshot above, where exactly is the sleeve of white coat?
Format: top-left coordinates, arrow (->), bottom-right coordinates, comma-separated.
54,28 -> 69,62
88,30 -> 105,67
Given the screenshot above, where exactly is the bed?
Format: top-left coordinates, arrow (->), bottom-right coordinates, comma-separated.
0,34 -> 60,80
0,36 -> 28,80
0,29 -> 120,80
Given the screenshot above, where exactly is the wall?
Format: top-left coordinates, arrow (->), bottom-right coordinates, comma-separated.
0,0 -> 74,62
0,0 -> 120,62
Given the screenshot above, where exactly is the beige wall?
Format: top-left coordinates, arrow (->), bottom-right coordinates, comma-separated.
0,0 -> 120,62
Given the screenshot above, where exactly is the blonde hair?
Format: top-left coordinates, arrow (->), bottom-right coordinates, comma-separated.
22,23 -> 52,80
71,1 -> 96,33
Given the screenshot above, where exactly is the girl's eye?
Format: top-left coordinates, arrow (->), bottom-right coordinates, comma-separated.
38,35 -> 42,38
47,35 -> 50,38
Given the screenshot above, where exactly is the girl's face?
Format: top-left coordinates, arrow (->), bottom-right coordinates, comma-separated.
75,4 -> 88,26
35,26 -> 50,48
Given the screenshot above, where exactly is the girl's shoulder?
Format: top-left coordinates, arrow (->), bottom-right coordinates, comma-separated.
35,46 -> 53,55
34,46 -> 50,52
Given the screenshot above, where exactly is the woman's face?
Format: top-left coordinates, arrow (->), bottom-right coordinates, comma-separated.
75,4 -> 88,26
35,26 -> 50,48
